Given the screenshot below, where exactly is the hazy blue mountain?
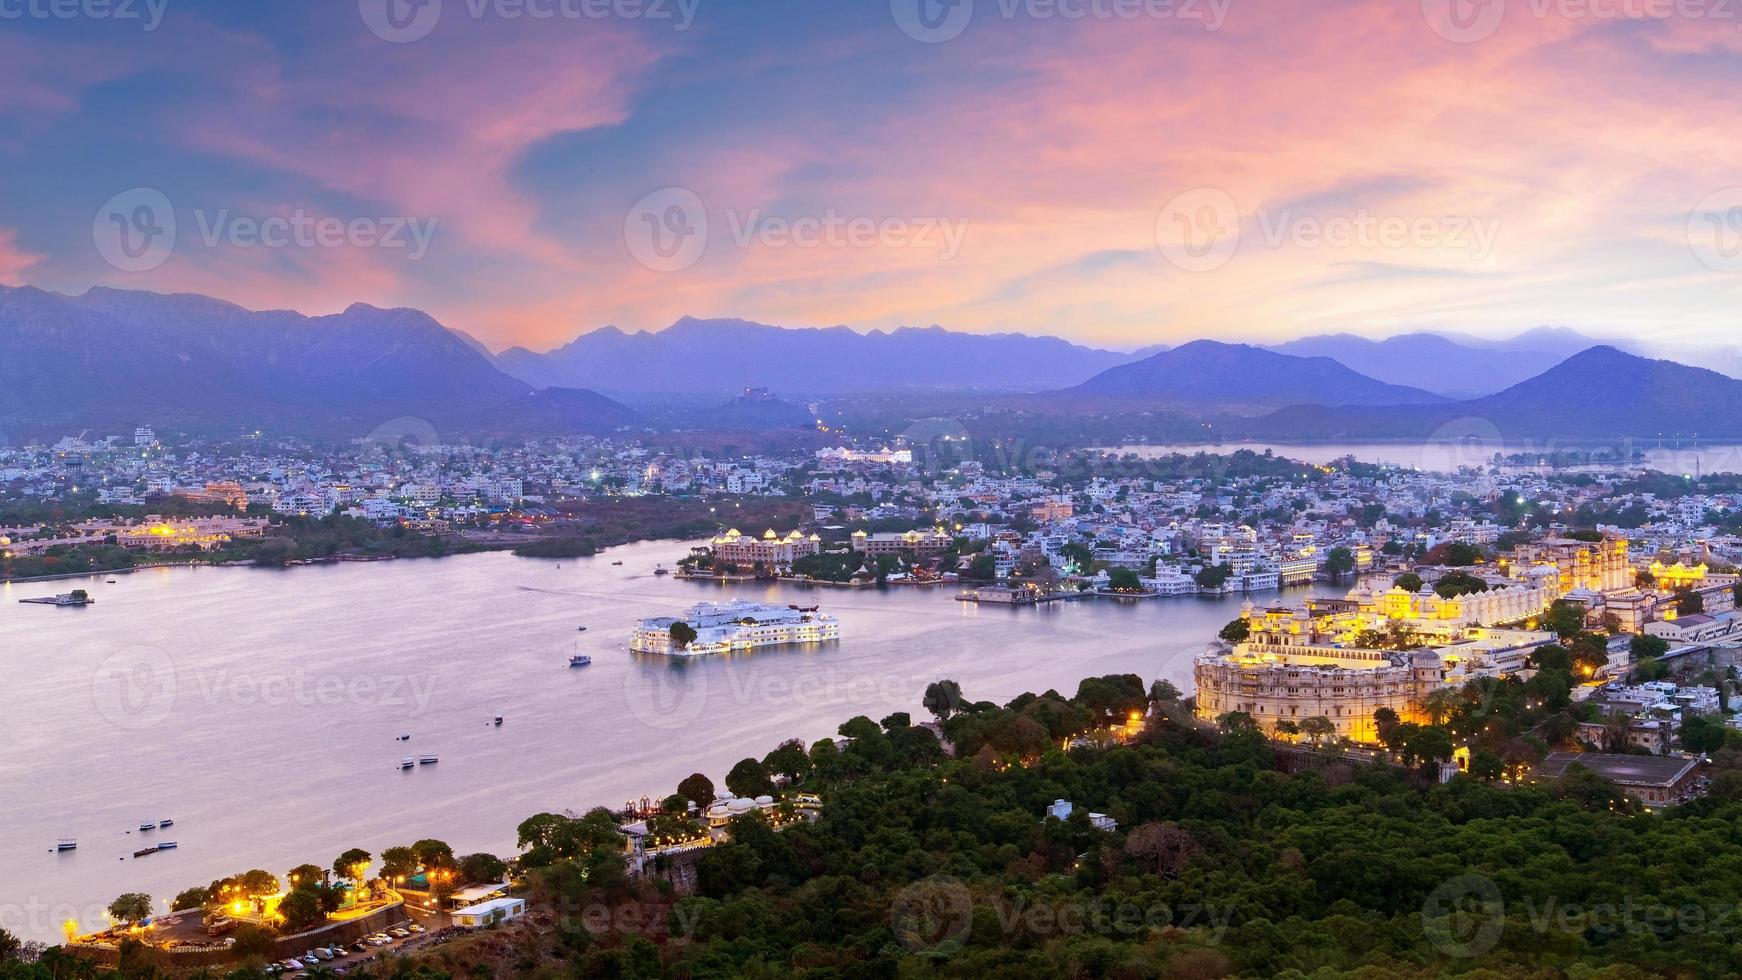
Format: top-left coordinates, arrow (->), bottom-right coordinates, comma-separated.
1063,340 -> 1449,412
495,317 -> 1152,395
0,286 -> 635,439
1268,332 -> 1572,398
1248,346 -> 1742,439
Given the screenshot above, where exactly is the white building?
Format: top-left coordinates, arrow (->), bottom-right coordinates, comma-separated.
631,600 -> 841,656
452,897 -> 525,929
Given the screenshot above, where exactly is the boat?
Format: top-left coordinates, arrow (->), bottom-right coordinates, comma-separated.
611,560 -> 623,566
159,818 -> 174,828
399,758 -> 415,770
396,733 -> 411,741
133,846 -> 158,858
419,755 -> 438,765
569,654 -> 592,667
19,592 -> 95,606
157,841 -> 177,849
106,579 -> 118,584
493,716 -> 504,726
139,821 -> 156,832
576,626 -> 588,632
654,565 -> 670,576
56,839 -> 77,852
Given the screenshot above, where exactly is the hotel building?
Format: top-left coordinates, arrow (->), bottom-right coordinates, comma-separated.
709,528 -> 822,569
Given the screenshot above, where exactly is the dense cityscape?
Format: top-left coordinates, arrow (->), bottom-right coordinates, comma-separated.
15,0 -> 1742,977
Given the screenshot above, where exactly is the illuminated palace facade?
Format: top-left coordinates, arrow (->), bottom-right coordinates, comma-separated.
708,528 -> 822,568
1192,542 -> 1595,743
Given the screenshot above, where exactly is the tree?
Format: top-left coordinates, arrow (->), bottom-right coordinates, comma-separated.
1195,563 -> 1232,588
923,679 -> 965,721
1434,570 -> 1490,598
287,864 -> 325,890
1107,567 -> 1143,591
1217,617 -> 1250,643
412,839 -> 455,870
763,739 -> 811,783
1123,822 -> 1200,878
677,773 -> 716,808
1682,714 -> 1728,754
1677,588 -> 1705,616
170,887 -> 209,912
669,620 -> 698,650
230,924 -> 276,958
1373,707 -> 1400,743
0,927 -> 20,963
1150,678 -> 1182,703
725,757 -> 775,798
1542,601 -> 1587,640
1324,546 -> 1355,580
1300,715 -> 1336,747
108,893 -> 153,924
277,888 -> 324,932
333,848 -> 372,884
380,846 -> 418,882
1630,633 -> 1669,661
1393,572 -> 1423,593
459,852 -> 508,884
1217,711 -> 1256,732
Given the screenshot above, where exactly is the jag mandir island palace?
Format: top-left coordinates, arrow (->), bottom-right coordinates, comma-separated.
1193,537 -> 1644,744
630,600 -> 842,657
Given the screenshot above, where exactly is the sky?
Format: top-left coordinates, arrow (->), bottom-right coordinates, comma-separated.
2,0 -> 1741,353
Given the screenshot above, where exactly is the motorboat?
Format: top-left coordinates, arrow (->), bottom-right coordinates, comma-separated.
493,716 -> 504,726
569,654 -> 593,667
139,821 -> 156,832
399,758 -> 415,770
419,755 -> 438,765
159,818 -> 174,828
157,841 -> 177,849
56,838 -> 77,851
396,734 -> 411,741
133,846 -> 158,858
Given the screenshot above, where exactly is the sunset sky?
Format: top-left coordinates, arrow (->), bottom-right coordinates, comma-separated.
3,0 -> 1741,352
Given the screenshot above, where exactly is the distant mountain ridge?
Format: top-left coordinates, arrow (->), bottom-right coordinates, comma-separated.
495,317 -> 1155,395
0,286 -> 635,439
1247,345 -> 1742,439
1063,340 -> 1449,412
1267,331 -> 1586,398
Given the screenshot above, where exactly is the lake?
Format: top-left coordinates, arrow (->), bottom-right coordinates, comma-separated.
1099,440 -> 1742,474
0,541 -> 1275,943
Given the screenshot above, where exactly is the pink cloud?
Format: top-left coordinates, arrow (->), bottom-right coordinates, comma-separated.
0,230 -> 42,284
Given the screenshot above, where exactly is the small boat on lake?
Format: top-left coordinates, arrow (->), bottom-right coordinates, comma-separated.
654,565 -> 669,576
139,821 -> 156,832
576,625 -> 587,632
396,733 -> 411,741
133,846 -> 158,858
493,716 -> 504,726
56,838 -> 77,852
157,841 -> 177,849
611,560 -> 623,566
419,755 -> 438,765
569,655 -> 592,667
399,758 -> 415,770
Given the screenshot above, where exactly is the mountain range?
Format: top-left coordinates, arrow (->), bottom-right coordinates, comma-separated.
1265,330 -> 1592,399
1246,345 -> 1742,440
6,285 -> 1740,441
0,286 -> 636,440
494,317 -> 1155,395
1063,341 -> 1449,410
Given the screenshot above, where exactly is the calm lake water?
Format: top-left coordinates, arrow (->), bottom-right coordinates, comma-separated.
0,540 -> 1275,943
1101,441 -> 1742,474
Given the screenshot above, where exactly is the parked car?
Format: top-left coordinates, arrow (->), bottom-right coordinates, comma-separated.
406,924 -> 425,934
282,959 -> 304,971
389,928 -> 410,939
